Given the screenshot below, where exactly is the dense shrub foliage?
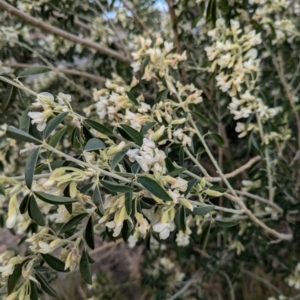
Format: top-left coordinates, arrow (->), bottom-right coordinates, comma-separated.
0,0 -> 300,299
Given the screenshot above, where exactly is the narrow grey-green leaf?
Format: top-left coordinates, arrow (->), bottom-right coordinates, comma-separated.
25,147 -> 40,189
192,111 -> 211,125
28,196 -> 45,226
119,124 -> 143,146
100,180 -> 134,193
0,185 -> 5,196
175,206 -> 186,231
209,132 -> 224,147
93,184 -> 104,214
17,89 -> 29,108
192,205 -> 215,216
125,192 -> 132,215
84,138 -> 105,151
18,66 -> 51,78
35,272 -> 58,298
80,250 -> 92,284
2,85 -> 16,112
140,122 -> 156,135
30,281 -> 38,300
111,148 -> 128,170
138,176 -> 172,202
215,220 -> 238,228
125,91 -> 139,105
7,263 -> 25,295
19,107 -> 31,133
41,254 -> 69,272
60,213 -> 89,234
85,216 -> 95,250
34,192 -> 76,205
6,126 -> 41,144
19,195 -> 29,214
200,221 -> 211,250
47,126 -> 67,158
44,112 -> 68,139
184,178 -> 198,197
84,119 -> 113,136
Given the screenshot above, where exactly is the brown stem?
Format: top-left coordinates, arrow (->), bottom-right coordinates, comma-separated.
0,0 -> 131,64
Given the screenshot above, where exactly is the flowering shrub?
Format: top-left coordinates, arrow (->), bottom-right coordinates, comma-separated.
0,0 -> 300,299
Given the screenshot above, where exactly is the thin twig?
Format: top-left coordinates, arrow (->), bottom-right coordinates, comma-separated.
168,279 -> 198,300
0,0 -> 131,64
235,190 -> 283,213
207,156 -> 261,182
219,271 -> 235,300
120,0 -> 153,38
241,268 -> 282,295
90,239 -> 123,255
3,62 -> 106,83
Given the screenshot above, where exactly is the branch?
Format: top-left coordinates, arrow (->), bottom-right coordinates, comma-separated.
235,190 -> 283,214
120,0 -> 153,38
272,54 -> 300,149
0,0 -> 131,64
2,62 -> 106,84
207,156 -> 261,182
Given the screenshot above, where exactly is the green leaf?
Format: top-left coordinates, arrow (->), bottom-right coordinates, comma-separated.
18,66 -> 51,78
0,185 -> 5,196
100,180 -> 134,193
41,254 -> 69,272
30,281 -> 38,300
175,206 -> 186,231
156,89 -> 168,102
125,192 -> 132,215
35,272 -> 58,297
93,184 -> 104,214
19,107 -> 31,133
43,112 -> 68,139
184,178 -> 198,197
138,176 -> 172,202
192,205 -> 215,215
6,126 -> 41,144
125,91 -> 139,105
169,167 -> 186,177
80,183 -> 94,194
209,185 -> 227,193
119,124 -> 143,146
215,220 -> 238,228
28,196 -> 45,226
17,89 -> 29,108
84,138 -> 105,151
25,147 -> 40,189
165,158 -> 176,172
60,213 -> 89,234
209,132 -> 224,147
200,221 -> 211,250
2,85 -> 16,112
85,216 -> 95,250
34,192 -> 76,205
192,111 -> 211,125
47,126 -> 67,158
84,119 -> 113,136
80,250 -> 92,284
179,146 -> 184,166
7,263 -> 24,294
140,122 -> 156,135
111,148 -> 128,170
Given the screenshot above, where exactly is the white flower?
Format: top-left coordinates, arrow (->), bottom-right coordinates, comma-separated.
128,235 -> 138,248
176,230 -> 190,246
28,111 -> 48,131
153,222 -> 173,239
6,195 -> 18,229
57,93 -> 72,105
126,149 -> 139,162
33,92 -> 55,109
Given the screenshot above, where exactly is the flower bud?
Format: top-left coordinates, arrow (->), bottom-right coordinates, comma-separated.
107,141 -> 126,156
151,125 -> 165,141
6,195 -> 18,229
